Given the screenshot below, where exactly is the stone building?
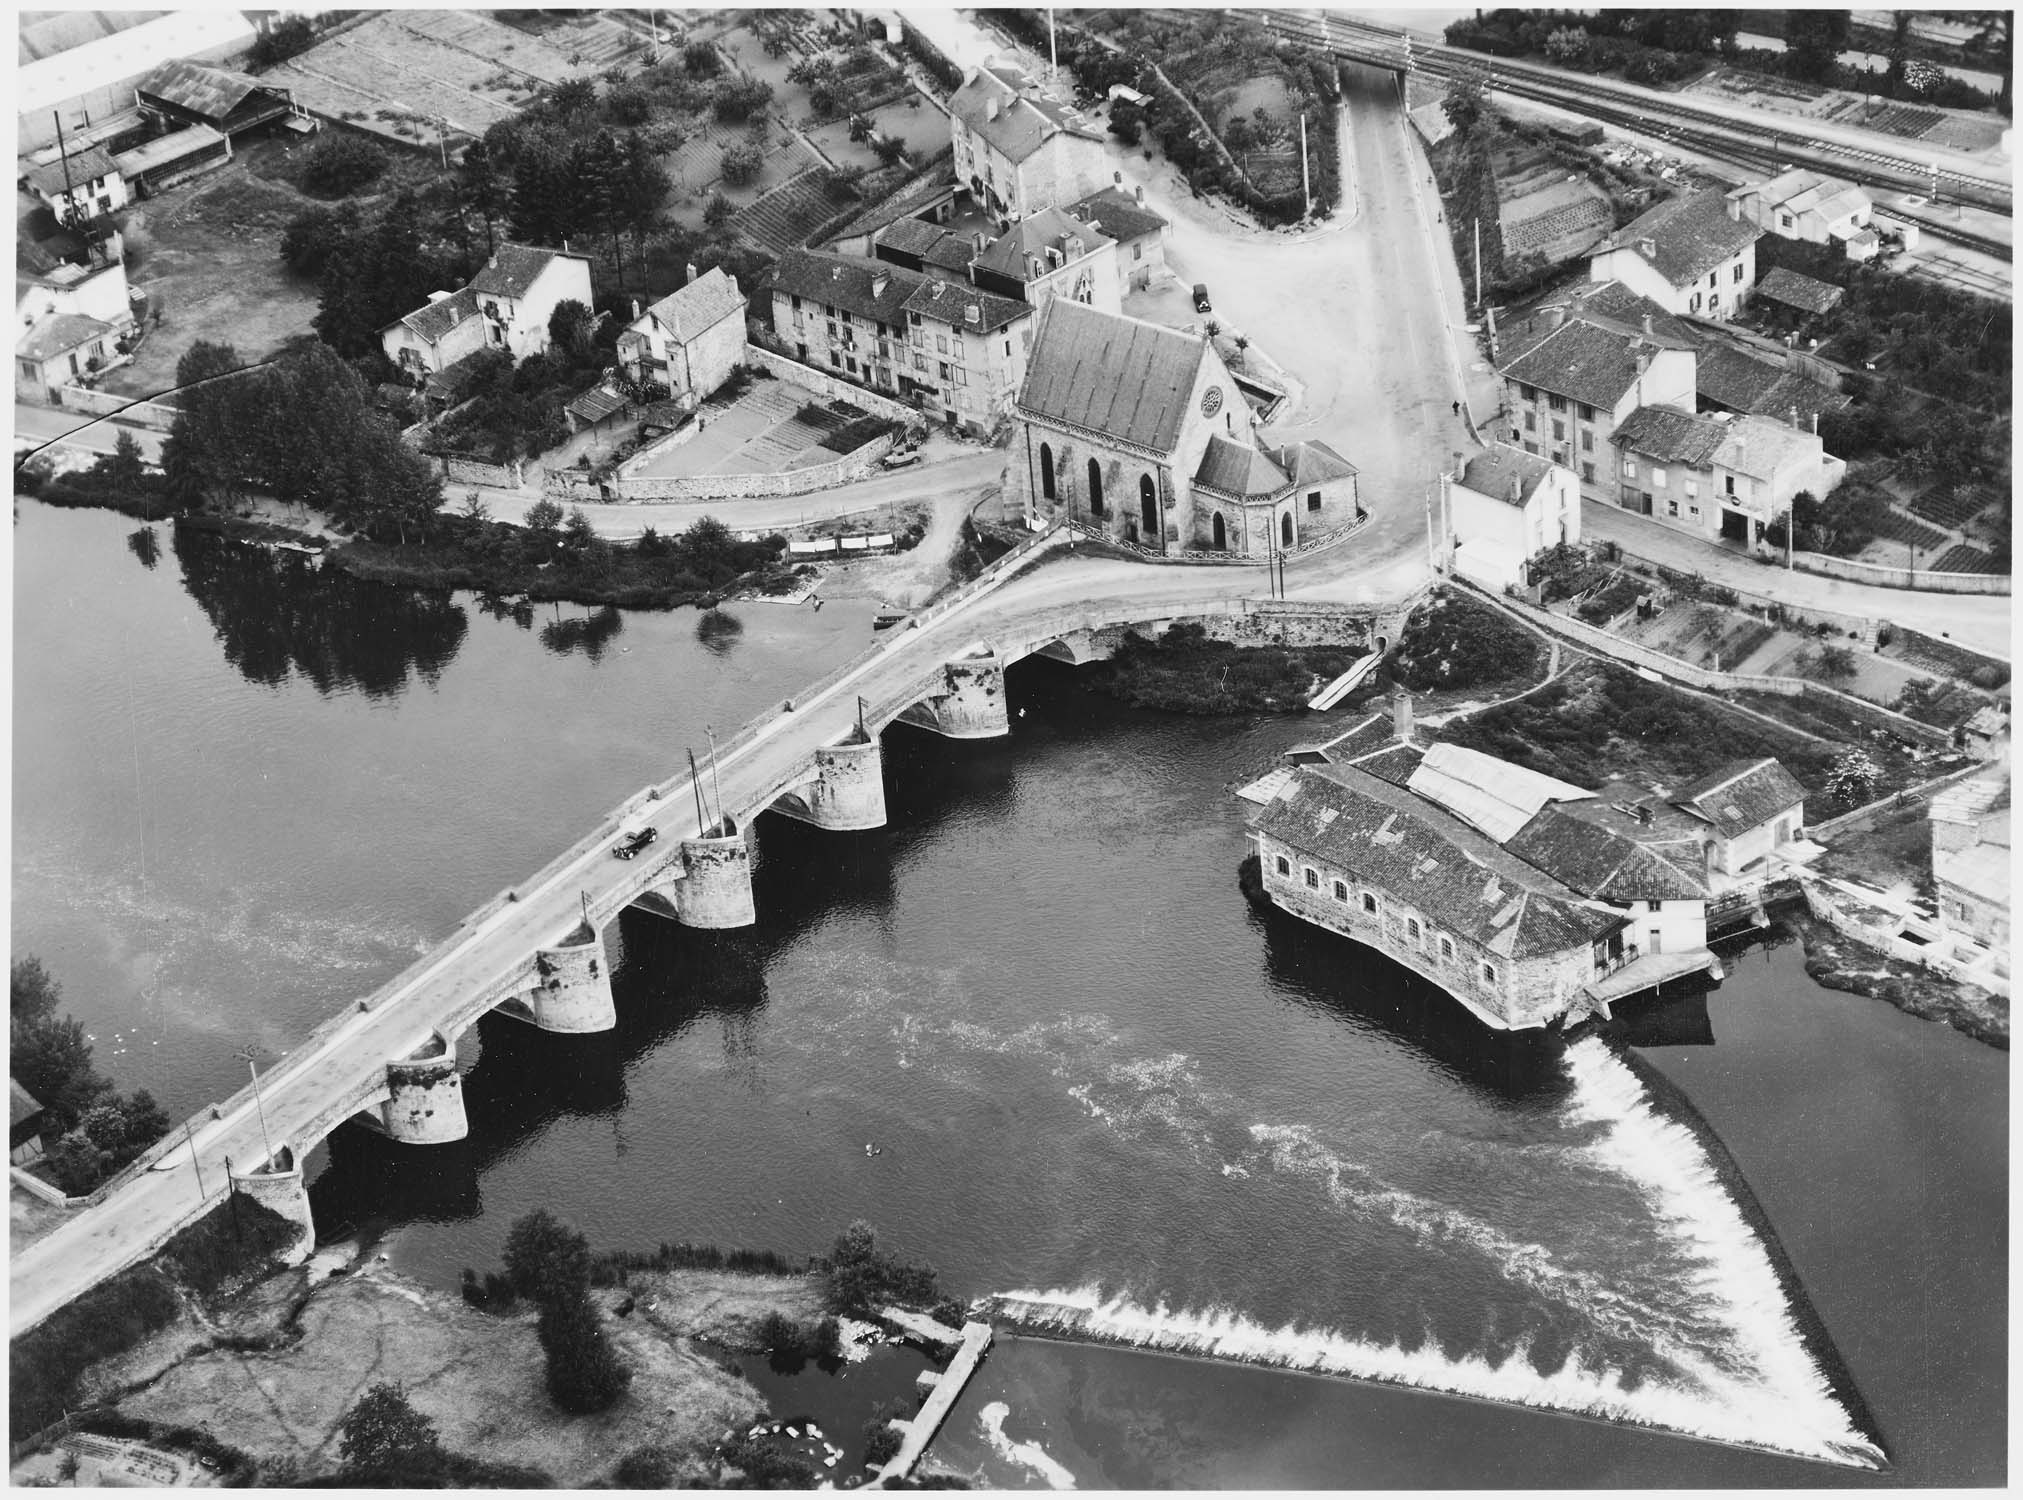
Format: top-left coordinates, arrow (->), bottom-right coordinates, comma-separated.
968,206 -> 1121,315
380,243 -> 594,376
1068,183 -> 1169,297
1669,758 -> 1806,880
21,145 -> 127,222
1612,405 -> 1844,544
1443,444 -> 1579,593
1007,299 -> 1359,553
1929,766 -> 2010,958
1587,187 -> 1763,321
615,266 -> 747,410
948,62 -> 1108,220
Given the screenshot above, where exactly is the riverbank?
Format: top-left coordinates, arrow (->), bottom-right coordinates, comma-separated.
1089,621 -> 1367,713
1781,907 -> 2008,1049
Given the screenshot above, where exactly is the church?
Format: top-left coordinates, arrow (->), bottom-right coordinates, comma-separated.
1006,299 -> 1358,556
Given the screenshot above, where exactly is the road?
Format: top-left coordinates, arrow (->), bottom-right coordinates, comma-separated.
14,403 -> 167,463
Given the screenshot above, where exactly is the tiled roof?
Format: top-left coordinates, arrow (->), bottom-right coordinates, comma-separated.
1457,443 -> 1561,506
11,1078 -> 44,1129
1732,168 -> 1870,226
1407,742 -> 1595,845
566,385 -> 628,424
18,311 -> 112,361
1194,434 -> 1290,498
636,267 -> 745,343
1499,317 -> 1678,411
1016,298 -> 1209,455
136,57 -> 273,120
1755,266 -> 1845,315
1712,414 -> 1822,482
950,64 -> 1100,164
973,206 -> 1113,282
469,242 -> 587,301
1694,344 -> 1851,422
1673,758 -> 1805,832
1559,279 -> 1696,344
1593,188 -> 1762,289
23,146 -> 120,197
767,247 -> 926,325
1251,763 -> 1624,960
1611,404 -> 1727,467
876,217 -> 954,257
1266,439 -> 1358,487
900,277 -> 1029,335
1505,805 -> 1708,902
397,287 -> 480,346
1067,185 -> 1168,244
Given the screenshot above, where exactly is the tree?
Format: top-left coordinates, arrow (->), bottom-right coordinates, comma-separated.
10,960 -> 105,1133
459,490 -> 491,523
871,134 -> 907,167
525,497 -> 565,535
457,141 -> 514,256
1441,76 -> 1486,138
719,142 -> 762,187
550,77 -> 598,119
1545,26 -> 1590,65
280,202 -> 364,278
249,15 -> 315,68
339,1383 -> 444,1476
537,1293 -> 631,1413
97,429 -> 149,495
564,506 -> 599,549
712,76 -> 774,123
300,134 -> 389,198
683,39 -> 721,77
619,130 -> 672,254
1109,98 -> 1144,145
1814,644 -> 1859,680
1826,747 -> 1882,808
1784,9 -> 1851,83
704,192 -> 736,228
548,298 -> 595,357
504,1207 -> 591,1306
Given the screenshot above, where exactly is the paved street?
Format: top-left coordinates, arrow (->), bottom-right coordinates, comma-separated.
14,403 -> 167,464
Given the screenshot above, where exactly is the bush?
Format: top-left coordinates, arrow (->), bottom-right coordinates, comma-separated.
300,133 -> 390,197
538,1295 -> 631,1413
504,1208 -> 591,1307
249,15 -> 314,68
684,39 -> 722,77
612,1445 -> 679,1487
1387,591 -> 1541,692
820,1221 -> 939,1318
1969,663 -> 2010,690
720,143 -> 763,186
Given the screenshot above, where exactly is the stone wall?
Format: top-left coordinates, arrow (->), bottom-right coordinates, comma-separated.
746,346 -> 919,424
545,431 -> 897,503
437,453 -> 524,489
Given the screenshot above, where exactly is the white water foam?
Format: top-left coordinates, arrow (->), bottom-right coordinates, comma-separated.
988,1039 -> 1885,1471
977,1402 -> 1078,1489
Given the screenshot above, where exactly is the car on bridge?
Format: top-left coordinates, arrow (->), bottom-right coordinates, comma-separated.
612,827 -> 658,859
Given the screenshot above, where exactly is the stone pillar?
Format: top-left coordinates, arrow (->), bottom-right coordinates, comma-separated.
676,822 -> 757,929
778,738 -> 888,830
228,1144 -> 315,1266
530,926 -> 617,1033
918,652 -> 1011,739
379,1030 -> 468,1145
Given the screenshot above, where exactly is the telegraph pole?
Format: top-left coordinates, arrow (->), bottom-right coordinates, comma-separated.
705,725 -> 724,832
1300,112 -> 1312,219
184,1119 -> 206,1196
1473,217 -> 1482,308
688,749 -> 707,836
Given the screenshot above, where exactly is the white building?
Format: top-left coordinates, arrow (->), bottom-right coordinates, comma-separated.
1612,405 -> 1844,545
967,206 -> 1121,315
16,250 -> 137,405
1726,169 -> 1875,259
616,267 -> 747,409
1443,443 -> 1580,593
380,243 -> 594,377
948,63 -> 1108,220
17,10 -> 255,155
1067,184 -> 1170,297
1670,759 -> 1807,881
1588,188 -> 1762,322
21,146 -> 128,222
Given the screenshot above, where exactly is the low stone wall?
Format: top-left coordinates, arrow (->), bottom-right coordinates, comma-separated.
1806,762 -> 1984,844
545,431 -> 897,504
429,453 -> 524,489
1790,550 -> 2009,596
746,346 -> 918,424
616,415 -> 702,480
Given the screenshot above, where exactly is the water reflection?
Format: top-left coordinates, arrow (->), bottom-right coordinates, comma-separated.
173,524 -> 467,697
540,604 -> 623,661
126,525 -> 160,570
696,607 -> 744,656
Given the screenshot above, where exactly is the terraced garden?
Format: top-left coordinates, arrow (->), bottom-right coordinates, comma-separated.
1926,544 -> 2002,574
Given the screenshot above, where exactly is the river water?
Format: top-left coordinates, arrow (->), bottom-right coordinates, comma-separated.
12,504 -> 2005,1486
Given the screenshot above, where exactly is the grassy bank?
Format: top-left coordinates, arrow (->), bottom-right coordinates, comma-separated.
1781,909 -> 2007,1050
10,1196 -> 299,1442
1090,622 -> 1366,714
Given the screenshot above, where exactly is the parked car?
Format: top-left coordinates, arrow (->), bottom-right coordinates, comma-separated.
1192,283 -> 1212,314
613,826 -> 658,859
881,449 -> 921,469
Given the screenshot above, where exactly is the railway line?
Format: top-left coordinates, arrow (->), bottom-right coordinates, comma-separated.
1254,8 -> 2013,260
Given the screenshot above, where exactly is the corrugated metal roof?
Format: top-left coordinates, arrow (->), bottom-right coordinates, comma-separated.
566,385 -> 628,424
1406,743 -> 1595,845
112,124 -> 228,177
1016,298 -> 1209,455
17,11 -> 253,116
136,57 -> 274,123
20,9 -> 167,65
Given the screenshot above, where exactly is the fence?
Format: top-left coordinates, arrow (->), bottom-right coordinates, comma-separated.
544,431 -> 897,504
1453,576 -> 1955,747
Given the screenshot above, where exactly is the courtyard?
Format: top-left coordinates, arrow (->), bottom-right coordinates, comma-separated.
625,375 -> 893,480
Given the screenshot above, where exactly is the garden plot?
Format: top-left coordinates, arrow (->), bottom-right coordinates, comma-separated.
627,378 -> 884,479
1491,137 -> 1614,263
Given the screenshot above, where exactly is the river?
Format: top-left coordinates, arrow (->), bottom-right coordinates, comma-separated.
11,503 -> 2005,1485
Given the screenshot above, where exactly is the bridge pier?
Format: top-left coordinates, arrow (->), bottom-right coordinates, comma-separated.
773,735 -> 888,831
897,651 -> 1011,739
674,820 -> 757,929
378,1031 -> 468,1144
228,1144 -> 315,1265
511,925 -> 617,1033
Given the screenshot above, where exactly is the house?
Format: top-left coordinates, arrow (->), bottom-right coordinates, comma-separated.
1068,183 -> 1170,296
1609,404 -> 1730,530
1753,265 -> 1846,322
112,124 -> 234,199
948,62 -> 1108,220
1726,169 -> 1874,256
16,313 -> 120,403
1614,404 -> 1844,543
1669,758 -> 1806,879
871,217 -> 977,276
1929,767 -> 2010,959
22,145 -> 127,222
968,207 -> 1121,315
380,243 -> 594,377
10,1080 -> 49,1167
17,246 -> 137,404
1010,299 -> 1358,553
1692,341 -> 1849,428
615,267 -> 747,409
1502,799 -> 1711,958
17,9 -> 255,154
1961,704 -> 2009,760
134,58 -> 297,142
1588,188 -> 1762,321
1442,443 -> 1579,592
1248,760 -> 1632,1031
765,248 -> 1032,435
1495,284 -> 1697,498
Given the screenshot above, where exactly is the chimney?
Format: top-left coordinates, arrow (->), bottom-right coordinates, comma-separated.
685,262 -> 698,284
975,231 -> 988,254
871,271 -> 890,299
1546,306 -> 1566,329
986,96 -> 1000,121
965,303 -> 980,326
1790,404 -> 1799,431
1392,692 -> 1414,746
1636,804 -> 1653,826
630,298 -> 640,321
1134,183 -> 1145,205
1509,474 -> 1521,503
1637,237 -> 1656,260
489,253 -> 499,269
1114,169 -> 1123,185
1641,314 -> 1653,336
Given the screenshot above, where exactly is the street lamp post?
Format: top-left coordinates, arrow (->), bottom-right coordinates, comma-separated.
234,1045 -> 275,1169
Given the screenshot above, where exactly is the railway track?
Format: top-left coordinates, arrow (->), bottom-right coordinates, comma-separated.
1254,8 -> 2014,254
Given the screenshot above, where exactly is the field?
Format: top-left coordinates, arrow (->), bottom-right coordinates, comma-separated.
1488,135 -> 1614,263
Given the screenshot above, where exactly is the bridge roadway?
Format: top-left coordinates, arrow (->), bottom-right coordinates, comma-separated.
8,526 -> 1433,1339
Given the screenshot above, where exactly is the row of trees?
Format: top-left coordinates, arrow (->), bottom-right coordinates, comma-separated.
162,341 -> 445,543
11,958 -> 170,1195
501,1209 -> 631,1412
